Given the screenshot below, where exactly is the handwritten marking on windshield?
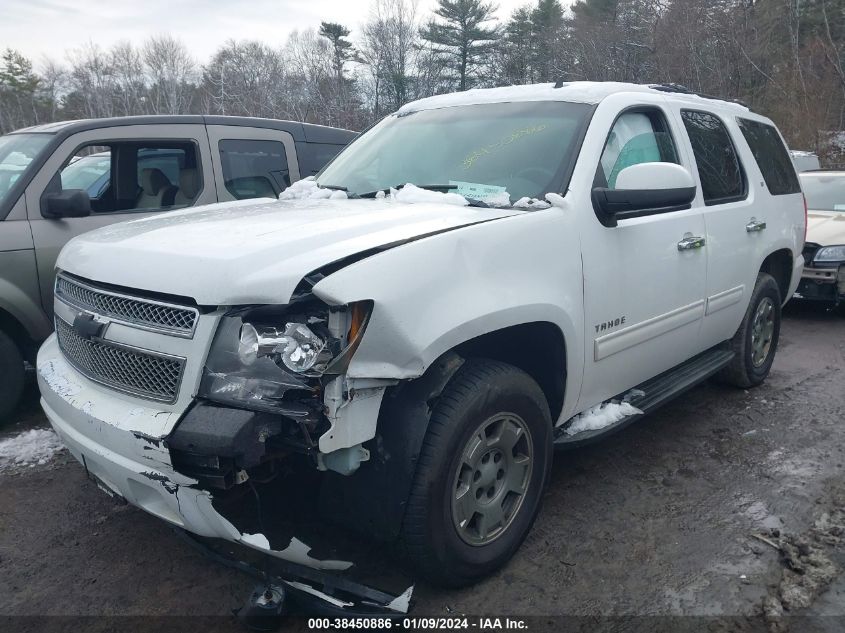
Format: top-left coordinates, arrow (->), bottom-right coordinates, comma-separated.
462,124 -> 548,170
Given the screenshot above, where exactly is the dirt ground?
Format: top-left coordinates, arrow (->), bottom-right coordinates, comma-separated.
1,301 -> 844,632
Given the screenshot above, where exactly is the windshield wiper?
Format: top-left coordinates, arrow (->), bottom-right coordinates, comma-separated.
319,184 -> 348,191
359,183 -> 458,198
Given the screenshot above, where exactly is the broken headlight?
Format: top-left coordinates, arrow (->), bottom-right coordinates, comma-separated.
199,301 -> 372,414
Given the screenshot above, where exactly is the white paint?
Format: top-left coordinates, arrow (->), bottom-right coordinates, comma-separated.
386,584 -> 415,613
614,162 -> 695,191
240,533 -> 353,571
38,359 -> 82,398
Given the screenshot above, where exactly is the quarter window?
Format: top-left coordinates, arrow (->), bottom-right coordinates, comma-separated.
737,118 -> 801,195
219,139 -> 290,200
681,110 -> 746,204
597,110 -> 679,190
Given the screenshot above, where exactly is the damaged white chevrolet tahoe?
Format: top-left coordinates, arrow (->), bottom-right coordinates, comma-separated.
38,82 -> 806,595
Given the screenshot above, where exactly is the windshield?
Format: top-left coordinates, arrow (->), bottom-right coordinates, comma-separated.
0,133 -> 52,208
801,173 -> 845,212
317,101 -> 591,203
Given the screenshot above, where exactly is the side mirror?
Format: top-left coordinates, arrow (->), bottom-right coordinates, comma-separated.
41,189 -> 92,219
592,162 -> 696,227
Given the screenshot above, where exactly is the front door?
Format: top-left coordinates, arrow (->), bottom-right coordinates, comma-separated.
577,104 -> 708,411
26,124 -> 215,314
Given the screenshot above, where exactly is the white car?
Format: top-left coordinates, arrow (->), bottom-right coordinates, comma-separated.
796,170 -> 845,304
37,82 -> 805,601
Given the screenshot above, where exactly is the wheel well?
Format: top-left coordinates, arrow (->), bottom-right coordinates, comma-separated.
760,249 -> 793,302
0,307 -> 35,361
454,322 -> 566,421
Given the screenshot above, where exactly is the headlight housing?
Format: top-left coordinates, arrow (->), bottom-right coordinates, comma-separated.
815,245 -> 845,262
198,301 -> 372,414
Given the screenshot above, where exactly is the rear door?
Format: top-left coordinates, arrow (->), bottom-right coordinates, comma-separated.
206,126 -> 300,202
26,124 -> 214,314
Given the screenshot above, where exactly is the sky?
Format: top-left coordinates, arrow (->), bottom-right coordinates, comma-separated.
1,0 -> 554,68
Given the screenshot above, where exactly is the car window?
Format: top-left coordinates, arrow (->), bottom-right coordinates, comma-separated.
597,110 -> 679,189
60,148 -> 111,197
219,139 -> 290,200
45,140 -> 200,214
799,174 -> 845,212
737,118 -> 801,196
681,110 -> 746,204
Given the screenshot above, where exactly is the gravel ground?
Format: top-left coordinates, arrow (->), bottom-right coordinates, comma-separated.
1,301 -> 844,632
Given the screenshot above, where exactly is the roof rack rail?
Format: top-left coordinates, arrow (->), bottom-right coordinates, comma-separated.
648,83 -> 751,110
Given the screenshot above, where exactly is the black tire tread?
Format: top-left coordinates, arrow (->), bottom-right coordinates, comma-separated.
0,329 -> 25,424
400,358 -> 550,586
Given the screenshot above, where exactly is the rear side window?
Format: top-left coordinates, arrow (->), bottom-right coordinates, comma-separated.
219,139 -> 290,200
681,110 -> 746,205
737,118 -> 801,195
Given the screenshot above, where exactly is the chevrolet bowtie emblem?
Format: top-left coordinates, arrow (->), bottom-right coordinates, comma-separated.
72,312 -> 107,341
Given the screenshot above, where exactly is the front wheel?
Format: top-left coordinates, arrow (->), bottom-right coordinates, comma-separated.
400,359 -> 552,587
718,272 -> 782,388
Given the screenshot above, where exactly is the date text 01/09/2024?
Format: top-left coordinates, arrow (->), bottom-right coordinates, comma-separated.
307,617 -> 529,629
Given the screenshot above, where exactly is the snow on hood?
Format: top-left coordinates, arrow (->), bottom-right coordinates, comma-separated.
806,211 -> 845,246
57,194 -> 523,305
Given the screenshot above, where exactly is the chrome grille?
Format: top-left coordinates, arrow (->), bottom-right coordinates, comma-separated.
56,274 -> 198,337
55,317 -> 185,403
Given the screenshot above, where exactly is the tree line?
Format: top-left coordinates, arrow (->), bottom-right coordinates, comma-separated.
3,0 -> 845,159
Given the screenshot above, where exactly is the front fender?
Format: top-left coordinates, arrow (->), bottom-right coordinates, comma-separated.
313,209 -> 585,418
0,249 -> 52,342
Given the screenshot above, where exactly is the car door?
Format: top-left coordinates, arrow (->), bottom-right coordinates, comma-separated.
577,100 -> 708,411
669,108 -> 775,346
26,123 -> 215,315
206,125 -> 300,202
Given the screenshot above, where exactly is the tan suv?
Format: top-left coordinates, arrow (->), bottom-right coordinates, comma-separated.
0,115 -> 354,421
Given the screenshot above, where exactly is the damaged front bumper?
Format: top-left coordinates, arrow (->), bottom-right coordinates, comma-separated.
37,334 -> 412,614
794,265 -> 845,304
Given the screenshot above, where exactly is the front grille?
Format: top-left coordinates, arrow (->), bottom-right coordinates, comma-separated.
56,274 -> 198,337
55,317 -> 185,403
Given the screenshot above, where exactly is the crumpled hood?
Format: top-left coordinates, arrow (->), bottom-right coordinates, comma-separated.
57,197 -> 522,305
807,211 -> 845,247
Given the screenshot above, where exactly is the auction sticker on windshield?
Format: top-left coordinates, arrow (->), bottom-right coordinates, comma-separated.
449,180 -> 507,201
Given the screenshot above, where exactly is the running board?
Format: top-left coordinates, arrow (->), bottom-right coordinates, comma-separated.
554,347 -> 735,449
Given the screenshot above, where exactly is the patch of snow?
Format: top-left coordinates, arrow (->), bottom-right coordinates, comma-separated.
0,428 -> 65,471
81,401 -> 94,415
375,190 -> 386,199
483,191 -> 513,208
562,401 -> 643,435
544,192 -> 567,208
278,177 -> 333,201
390,183 -> 468,207
38,360 -> 81,397
513,197 -> 551,210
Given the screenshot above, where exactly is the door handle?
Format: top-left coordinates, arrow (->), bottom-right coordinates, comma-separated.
677,236 -> 706,251
746,218 -> 767,232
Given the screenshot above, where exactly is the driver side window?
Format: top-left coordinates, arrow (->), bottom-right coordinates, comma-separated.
597,110 -> 679,189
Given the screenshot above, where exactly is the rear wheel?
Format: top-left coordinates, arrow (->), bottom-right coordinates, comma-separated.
0,329 -> 25,424
718,272 -> 782,388
400,359 -> 552,587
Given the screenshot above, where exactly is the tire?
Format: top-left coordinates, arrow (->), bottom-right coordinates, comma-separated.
399,358 -> 553,587
0,329 -> 25,424
717,272 -> 782,388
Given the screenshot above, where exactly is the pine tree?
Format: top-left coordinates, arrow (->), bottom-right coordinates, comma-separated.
420,0 -> 500,91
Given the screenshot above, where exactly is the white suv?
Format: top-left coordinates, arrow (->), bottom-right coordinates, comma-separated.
37,82 -> 805,600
